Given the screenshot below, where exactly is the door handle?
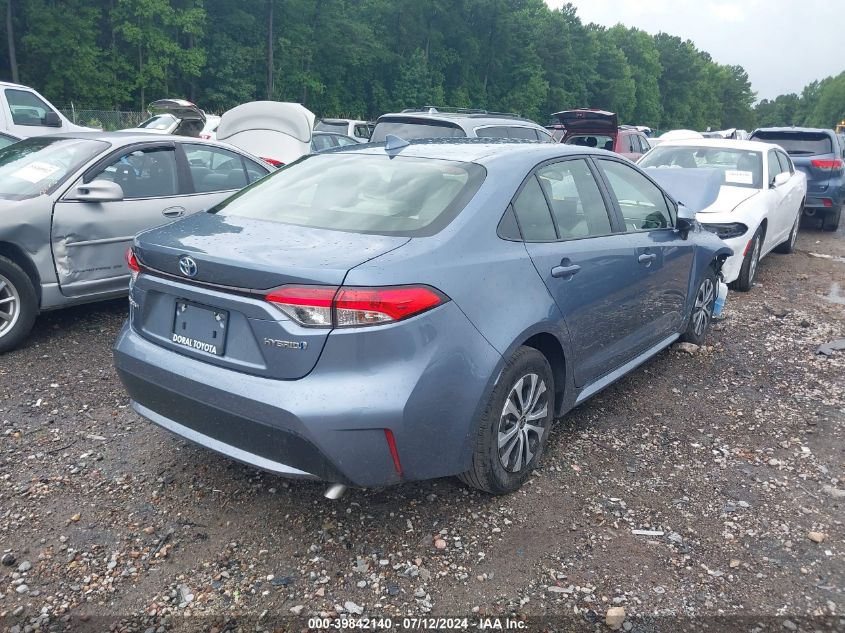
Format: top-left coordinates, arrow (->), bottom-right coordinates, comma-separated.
162,206 -> 186,218
551,263 -> 581,279
638,253 -> 657,264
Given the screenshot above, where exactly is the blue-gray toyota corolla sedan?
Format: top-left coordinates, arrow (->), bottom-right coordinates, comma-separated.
114,138 -> 731,495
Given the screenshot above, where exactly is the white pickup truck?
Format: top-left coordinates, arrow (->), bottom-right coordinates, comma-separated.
0,81 -> 95,139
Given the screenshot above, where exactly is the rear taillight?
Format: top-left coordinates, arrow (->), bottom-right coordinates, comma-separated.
265,285 -> 447,328
811,158 -> 843,169
261,157 -> 285,168
125,248 -> 140,281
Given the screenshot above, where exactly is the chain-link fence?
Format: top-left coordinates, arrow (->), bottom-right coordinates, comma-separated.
58,107 -> 145,131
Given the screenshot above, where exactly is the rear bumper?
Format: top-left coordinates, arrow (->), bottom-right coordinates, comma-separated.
113,301 -> 503,488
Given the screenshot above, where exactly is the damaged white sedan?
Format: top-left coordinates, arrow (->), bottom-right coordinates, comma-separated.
0,133 -> 270,353
640,139 -> 806,291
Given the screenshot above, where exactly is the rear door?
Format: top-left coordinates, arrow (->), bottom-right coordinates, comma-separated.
514,157 -> 648,387
51,142 -> 188,298
593,157 -> 695,348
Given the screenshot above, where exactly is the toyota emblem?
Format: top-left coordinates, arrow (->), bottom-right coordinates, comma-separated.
178,255 -> 198,278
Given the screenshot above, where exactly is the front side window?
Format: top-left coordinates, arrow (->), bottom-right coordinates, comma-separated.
536,159 -> 612,239
212,153 -> 485,237
184,143 -> 250,192
5,89 -> 58,127
512,176 -> 557,241
312,134 -> 335,152
0,137 -> 108,200
598,159 -> 674,231
767,150 -> 783,186
776,150 -> 793,174
88,146 -> 178,199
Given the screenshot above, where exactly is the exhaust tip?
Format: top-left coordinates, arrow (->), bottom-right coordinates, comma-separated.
324,483 -> 347,500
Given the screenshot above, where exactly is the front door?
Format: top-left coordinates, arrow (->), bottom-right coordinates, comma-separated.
51,143 -> 186,298
593,158 -> 695,347
514,157 -> 651,387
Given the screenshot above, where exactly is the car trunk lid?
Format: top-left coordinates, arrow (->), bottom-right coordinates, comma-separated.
132,213 -> 410,379
148,98 -> 206,122
552,109 -> 618,135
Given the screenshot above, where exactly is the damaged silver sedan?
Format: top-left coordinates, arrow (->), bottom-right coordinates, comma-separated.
0,132 -> 270,352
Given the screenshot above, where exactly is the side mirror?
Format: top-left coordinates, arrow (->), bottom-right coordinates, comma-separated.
676,203 -> 696,231
42,111 -> 61,127
772,172 -> 790,188
69,180 -> 124,202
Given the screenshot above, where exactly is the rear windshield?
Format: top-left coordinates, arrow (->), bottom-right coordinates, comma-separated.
752,131 -> 833,156
639,145 -> 764,189
566,134 -> 614,150
0,136 -> 108,200
315,121 -> 348,134
211,153 -> 485,237
138,114 -> 177,130
371,119 -> 466,142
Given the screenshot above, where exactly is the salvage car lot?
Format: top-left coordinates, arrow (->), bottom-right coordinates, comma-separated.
0,226 -> 843,630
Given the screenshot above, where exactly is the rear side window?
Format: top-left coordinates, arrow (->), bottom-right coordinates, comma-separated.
184,143 -> 252,192
536,160 -> 612,239
312,134 -> 335,151
212,153 -> 485,237
475,126 -> 509,139
597,159 -> 674,231
508,127 -> 539,140
512,177 -> 557,241
752,131 -> 833,156
370,119 -> 466,142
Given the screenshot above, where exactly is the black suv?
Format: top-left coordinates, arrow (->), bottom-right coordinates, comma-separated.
370,107 -> 554,143
751,127 -> 845,231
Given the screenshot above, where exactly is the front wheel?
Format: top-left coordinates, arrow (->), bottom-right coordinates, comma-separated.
680,266 -> 717,346
731,227 -> 762,292
459,346 -> 554,495
0,255 -> 38,354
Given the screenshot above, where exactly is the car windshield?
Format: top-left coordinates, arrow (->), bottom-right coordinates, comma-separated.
565,134 -> 614,150
138,114 -> 178,130
315,121 -> 348,134
370,120 -> 467,142
751,131 -> 833,156
639,145 -> 763,189
211,153 -> 485,237
0,137 -> 108,200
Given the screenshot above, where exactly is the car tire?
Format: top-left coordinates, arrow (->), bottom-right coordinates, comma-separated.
459,346 -> 554,495
731,226 -> 762,292
774,210 -> 801,254
823,205 -> 841,232
0,255 -> 37,354
679,265 -> 718,346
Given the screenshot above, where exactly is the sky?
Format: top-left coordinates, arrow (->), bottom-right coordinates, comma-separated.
545,0 -> 844,101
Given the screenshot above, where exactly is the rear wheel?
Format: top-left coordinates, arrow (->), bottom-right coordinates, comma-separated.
0,256 -> 37,354
460,346 -> 554,495
823,205 -> 841,232
680,266 -> 717,346
774,209 -> 801,254
731,227 -> 762,292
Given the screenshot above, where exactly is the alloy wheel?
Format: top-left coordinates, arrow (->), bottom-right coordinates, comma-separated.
692,277 -> 715,337
0,273 -> 20,339
497,373 -> 549,473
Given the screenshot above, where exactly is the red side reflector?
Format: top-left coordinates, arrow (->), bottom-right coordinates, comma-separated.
823,198 -> 833,207
384,429 -> 403,476
811,159 -> 843,169
125,248 -> 140,273
261,157 -> 284,168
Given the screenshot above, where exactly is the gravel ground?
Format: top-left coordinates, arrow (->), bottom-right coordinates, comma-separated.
1,222 -> 843,633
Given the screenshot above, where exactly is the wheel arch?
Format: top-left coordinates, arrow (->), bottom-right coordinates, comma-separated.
0,241 -> 41,306
519,330 -> 568,416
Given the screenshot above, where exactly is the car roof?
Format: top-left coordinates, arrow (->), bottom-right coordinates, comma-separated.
325,137 -> 606,164
26,131 -> 265,155
752,126 -> 836,136
650,138 -> 778,152
377,111 -> 545,129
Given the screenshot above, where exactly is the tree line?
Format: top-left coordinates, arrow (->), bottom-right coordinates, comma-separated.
1,0 -> 841,130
